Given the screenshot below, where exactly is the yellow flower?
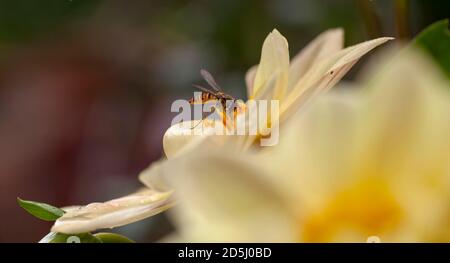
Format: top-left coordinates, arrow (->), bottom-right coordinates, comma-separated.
156,49 -> 450,242
51,29 -> 390,234
164,29 -> 391,157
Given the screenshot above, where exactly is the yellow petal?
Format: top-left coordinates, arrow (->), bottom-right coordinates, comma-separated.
280,37 -> 393,121
252,29 -> 289,101
51,188 -> 174,234
288,28 -> 344,93
267,48 -> 450,241
245,65 -> 258,99
259,89 -> 362,211
146,150 -> 297,242
354,48 -> 450,181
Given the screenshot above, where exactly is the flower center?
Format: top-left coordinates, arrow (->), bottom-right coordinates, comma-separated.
299,178 -> 403,242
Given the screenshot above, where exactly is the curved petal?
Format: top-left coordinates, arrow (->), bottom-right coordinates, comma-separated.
356,50 -> 450,241
354,48 -> 450,180
245,65 -> 258,99
51,188 -> 174,234
141,132 -> 257,192
288,28 -> 344,92
280,37 -> 393,121
163,120 -> 227,158
139,158 -> 174,192
147,151 -> 297,242
262,89 -> 363,209
266,49 -> 450,241
251,29 -> 290,101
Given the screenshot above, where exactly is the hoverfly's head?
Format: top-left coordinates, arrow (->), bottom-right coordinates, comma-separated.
233,99 -> 247,115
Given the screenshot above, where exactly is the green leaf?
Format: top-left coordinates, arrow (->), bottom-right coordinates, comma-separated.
17,197 -> 64,221
412,19 -> 450,78
39,232 -> 102,243
94,233 -> 135,243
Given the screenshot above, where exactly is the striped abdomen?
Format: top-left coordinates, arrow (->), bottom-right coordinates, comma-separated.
188,92 -> 219,104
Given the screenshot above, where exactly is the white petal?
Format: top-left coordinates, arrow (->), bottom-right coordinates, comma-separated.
163,120 -> 227,158
51,188 -> 174,234
139,158 -> 173,192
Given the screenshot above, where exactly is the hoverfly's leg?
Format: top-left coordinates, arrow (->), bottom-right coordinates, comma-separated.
190,119 -> 203,130
190,99 -> 216,130
222,99 -> 232,127
211,101 -> 227,127
222,111 -> 227,127
224,99 -> 238,128
189,101 -> 204,130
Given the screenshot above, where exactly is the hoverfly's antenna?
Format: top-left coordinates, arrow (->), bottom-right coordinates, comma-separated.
200,69 -> 222,92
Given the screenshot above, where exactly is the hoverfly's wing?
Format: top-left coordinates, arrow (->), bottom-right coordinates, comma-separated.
190,85 -> 220,105
200,69 -> 222,92
193,84 -> 216,95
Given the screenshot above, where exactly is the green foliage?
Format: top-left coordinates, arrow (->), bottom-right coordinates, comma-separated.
412,20 -> 450,78
18,198 -> 134,243
39,232 -> 135,243
39,232 -> 102,243
17,198 -> 64,221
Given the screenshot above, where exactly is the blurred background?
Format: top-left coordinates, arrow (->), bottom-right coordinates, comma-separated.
0,0 -> 448,242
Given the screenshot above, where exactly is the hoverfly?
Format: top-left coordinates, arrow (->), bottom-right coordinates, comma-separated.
188,69 -> 244,127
